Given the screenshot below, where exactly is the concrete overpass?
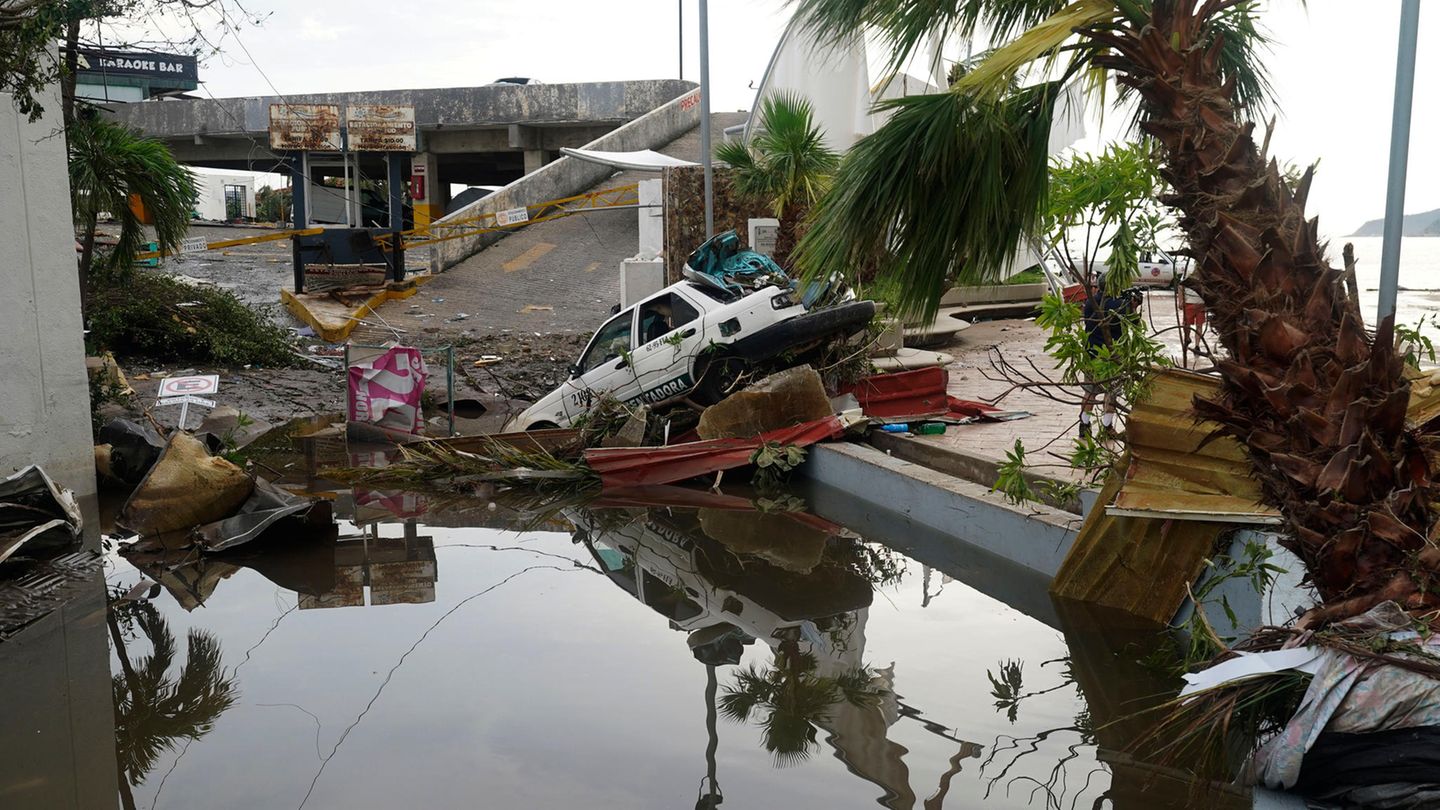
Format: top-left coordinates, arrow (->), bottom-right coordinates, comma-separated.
106,79 -> 696,223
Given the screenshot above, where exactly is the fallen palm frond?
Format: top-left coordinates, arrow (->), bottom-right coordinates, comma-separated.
323,439 -> 597,494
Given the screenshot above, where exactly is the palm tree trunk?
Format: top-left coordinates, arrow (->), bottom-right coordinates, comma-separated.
78,210 -> 98,319
108,610 -> 142,809
62,15 -> 81,127
1096,2 -> 1438,623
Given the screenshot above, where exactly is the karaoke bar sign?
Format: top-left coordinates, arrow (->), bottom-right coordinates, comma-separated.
74,48 -> 198,82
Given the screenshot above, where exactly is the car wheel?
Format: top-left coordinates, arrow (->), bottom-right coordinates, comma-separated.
694,353 -> 750,406
525,421 -> 561,431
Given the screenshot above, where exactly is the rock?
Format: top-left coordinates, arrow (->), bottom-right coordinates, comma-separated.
119,432 -> 254,536
697,366 -> 833,440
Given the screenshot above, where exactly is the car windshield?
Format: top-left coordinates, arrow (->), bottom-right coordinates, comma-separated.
578,312 -> 633,375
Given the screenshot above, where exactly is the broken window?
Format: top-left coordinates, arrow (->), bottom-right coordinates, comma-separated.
637,293 -> 701,345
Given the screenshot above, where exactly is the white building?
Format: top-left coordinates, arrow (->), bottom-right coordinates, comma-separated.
191,168 -> 260,221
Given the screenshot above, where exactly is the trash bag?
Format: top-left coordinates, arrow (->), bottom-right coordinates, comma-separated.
97,418 -> 166,485
119,432 -> 254,536
1296,726 -> 1440,807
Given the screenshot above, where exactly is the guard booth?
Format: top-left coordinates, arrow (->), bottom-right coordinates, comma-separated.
269,103 -> 416,293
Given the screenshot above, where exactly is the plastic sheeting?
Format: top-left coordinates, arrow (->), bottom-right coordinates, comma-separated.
558,148 -> 697,171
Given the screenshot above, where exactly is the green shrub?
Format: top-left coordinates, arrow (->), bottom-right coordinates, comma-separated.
87,273 -> 296,368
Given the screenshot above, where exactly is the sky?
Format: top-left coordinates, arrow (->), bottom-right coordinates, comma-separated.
154,1 -> 1438,237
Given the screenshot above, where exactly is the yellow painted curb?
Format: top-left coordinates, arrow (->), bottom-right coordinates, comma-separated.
281,275 -> 433,343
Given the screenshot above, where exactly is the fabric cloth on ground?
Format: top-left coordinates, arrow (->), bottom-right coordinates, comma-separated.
1250,602 -> 1440,791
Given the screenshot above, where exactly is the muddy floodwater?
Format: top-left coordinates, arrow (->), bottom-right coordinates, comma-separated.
4,476 -> 1248,809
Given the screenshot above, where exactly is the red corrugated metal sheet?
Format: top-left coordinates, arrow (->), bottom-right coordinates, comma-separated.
841,368 -> 951,420
840,369 -> 1009,422
584,416 -> 846,489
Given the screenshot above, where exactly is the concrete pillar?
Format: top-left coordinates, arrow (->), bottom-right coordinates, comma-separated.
523,149 -> 547,175
0,73 -> 98,500
410,151 -> 443,227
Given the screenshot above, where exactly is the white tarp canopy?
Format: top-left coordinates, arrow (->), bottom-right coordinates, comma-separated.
559,148 -> 697,172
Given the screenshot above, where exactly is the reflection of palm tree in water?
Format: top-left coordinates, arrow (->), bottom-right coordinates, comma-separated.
108,598 -> 237,810
719,636 -> 886,766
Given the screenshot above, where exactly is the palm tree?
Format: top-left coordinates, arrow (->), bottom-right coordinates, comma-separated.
792,0 -> 1433,626
715,92 -> 840,267
719,638 -> 886,765
69,115 -> 196,312
109,599 -> 237,809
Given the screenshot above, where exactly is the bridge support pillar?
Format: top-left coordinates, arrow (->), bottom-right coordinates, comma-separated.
410,151 -> 443,227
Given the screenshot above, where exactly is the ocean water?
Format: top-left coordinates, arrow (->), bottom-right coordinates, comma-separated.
1330,236 -> 1440,341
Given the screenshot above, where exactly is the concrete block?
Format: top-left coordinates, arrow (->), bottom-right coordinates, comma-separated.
620,257 -> 665,308
637,178 -> 663,259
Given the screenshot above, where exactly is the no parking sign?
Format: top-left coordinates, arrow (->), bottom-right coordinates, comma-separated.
156,375 -> 220,430
158,375 -> 220,398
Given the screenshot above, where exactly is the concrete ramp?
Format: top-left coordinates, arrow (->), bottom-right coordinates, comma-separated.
431,87 -> 702,271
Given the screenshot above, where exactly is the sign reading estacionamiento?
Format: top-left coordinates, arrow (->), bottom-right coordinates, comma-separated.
346,105 -> 417,152
74,48 -> 198,83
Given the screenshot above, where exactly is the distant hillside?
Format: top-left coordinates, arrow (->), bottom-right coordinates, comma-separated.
1351,207 -> 1440,237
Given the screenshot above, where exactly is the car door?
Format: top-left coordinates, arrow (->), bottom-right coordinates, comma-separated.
628,289 -> 708,406
559,308 -> 640,418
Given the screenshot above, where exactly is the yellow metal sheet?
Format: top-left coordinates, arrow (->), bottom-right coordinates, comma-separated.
1109,369 -> 1279,521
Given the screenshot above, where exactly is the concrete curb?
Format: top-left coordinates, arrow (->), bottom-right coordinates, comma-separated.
800,442 -> 1082,578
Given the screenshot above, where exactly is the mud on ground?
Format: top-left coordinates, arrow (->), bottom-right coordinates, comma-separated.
105,331 -> 590,432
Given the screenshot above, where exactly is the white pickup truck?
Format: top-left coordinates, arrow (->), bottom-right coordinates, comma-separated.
504,235 -> 874,431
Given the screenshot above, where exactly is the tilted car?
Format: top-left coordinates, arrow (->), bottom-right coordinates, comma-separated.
503,232 -> 875,431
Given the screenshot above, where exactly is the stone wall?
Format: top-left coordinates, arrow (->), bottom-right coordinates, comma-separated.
661,165 -> 771,282
0,76 -> 98,498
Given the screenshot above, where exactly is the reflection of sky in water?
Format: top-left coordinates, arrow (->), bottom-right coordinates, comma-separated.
95,506 -> 1139,810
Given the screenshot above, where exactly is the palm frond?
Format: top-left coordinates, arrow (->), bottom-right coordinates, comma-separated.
718,92 -> 838,218
794,82 -> 1060,320
954,0 -> 1117,98
791,0 -> 1079,74
69,117 -> 195,273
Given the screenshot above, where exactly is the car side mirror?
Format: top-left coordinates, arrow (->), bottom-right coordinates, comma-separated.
570,364 -> 583,379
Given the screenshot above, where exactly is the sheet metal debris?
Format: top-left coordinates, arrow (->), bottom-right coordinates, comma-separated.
584,416 -> 846,489
0,467 -> 83,567
1108,369 -> 1281,523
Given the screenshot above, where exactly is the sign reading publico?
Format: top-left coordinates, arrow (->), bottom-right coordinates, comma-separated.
158,375 -> 220,398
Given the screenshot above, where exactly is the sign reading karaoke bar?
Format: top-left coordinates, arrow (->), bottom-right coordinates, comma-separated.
74,48 -> 198,83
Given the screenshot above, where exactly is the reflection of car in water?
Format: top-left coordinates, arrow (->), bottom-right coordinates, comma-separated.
572,505 -> 874,663
571,501 -> 982,807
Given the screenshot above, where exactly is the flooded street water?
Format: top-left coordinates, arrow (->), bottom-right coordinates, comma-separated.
70,493 -> 1238,810
2,422 -> 1250,809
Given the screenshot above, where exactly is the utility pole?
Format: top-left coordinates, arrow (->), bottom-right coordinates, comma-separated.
698,0 -> 714,238
678,0 -> 684,81
1377,0 -> 1421,328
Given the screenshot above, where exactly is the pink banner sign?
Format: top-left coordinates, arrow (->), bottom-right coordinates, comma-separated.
348,347 -> 427,434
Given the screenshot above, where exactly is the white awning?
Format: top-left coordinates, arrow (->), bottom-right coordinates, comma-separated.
559,148 -> 697,172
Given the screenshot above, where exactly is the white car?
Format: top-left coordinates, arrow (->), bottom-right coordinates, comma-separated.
1083,251 -> 1179,289
504,236 -> 874,431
